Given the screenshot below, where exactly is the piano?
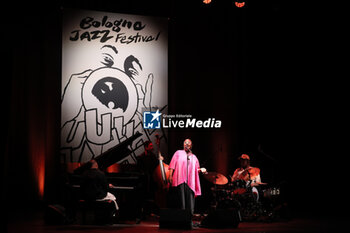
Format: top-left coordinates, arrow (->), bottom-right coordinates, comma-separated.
73,131 -> 143,174
68,132 -> 146,220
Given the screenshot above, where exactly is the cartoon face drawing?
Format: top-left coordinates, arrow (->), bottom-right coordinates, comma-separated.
82,67 -> 139,125
61,9 -> 168,164
92,77 -> 129,111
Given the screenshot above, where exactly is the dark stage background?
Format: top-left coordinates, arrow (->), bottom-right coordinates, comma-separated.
3,0 -> 348,222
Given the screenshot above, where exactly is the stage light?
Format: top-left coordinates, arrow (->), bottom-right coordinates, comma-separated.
203,0 -> 212,4
234,1 -> 245,8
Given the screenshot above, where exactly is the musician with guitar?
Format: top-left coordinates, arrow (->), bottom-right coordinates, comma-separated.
168,139 -> 207,215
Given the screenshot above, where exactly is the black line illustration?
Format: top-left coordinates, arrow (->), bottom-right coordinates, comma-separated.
61,44 -> 167,164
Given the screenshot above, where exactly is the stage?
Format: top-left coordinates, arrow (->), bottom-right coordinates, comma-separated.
7,217 -> 348,233
4,1 -> 349,233
6,207 -> 348,233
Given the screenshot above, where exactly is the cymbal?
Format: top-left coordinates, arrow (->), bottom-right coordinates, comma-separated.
203,172 -> 228,185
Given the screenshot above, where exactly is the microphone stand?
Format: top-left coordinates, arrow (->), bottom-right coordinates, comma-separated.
246,169 -> 252,188
186,148 -> 191,185
209,173 -> 218,210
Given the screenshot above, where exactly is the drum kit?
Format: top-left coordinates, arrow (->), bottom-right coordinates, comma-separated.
203,172 -> 281,221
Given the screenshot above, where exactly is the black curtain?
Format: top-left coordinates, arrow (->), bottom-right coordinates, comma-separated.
4,2 -> 61,209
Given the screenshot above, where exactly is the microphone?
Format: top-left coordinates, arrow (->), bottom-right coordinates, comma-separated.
187,148 -> 192,160
155,134 -> 160,145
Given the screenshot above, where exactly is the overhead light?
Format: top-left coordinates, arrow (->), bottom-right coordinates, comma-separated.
203,0 -> 212,4
234,1 -> 246,8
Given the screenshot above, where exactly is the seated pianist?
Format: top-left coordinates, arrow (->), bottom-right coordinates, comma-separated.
81,159 -> 119,210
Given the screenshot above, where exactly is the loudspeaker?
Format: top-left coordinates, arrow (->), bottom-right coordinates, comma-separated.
159,208 -> 192,229
201,208 -> 241,228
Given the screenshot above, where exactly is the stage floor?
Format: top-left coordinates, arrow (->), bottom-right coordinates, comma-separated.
7,212 -> 348,233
